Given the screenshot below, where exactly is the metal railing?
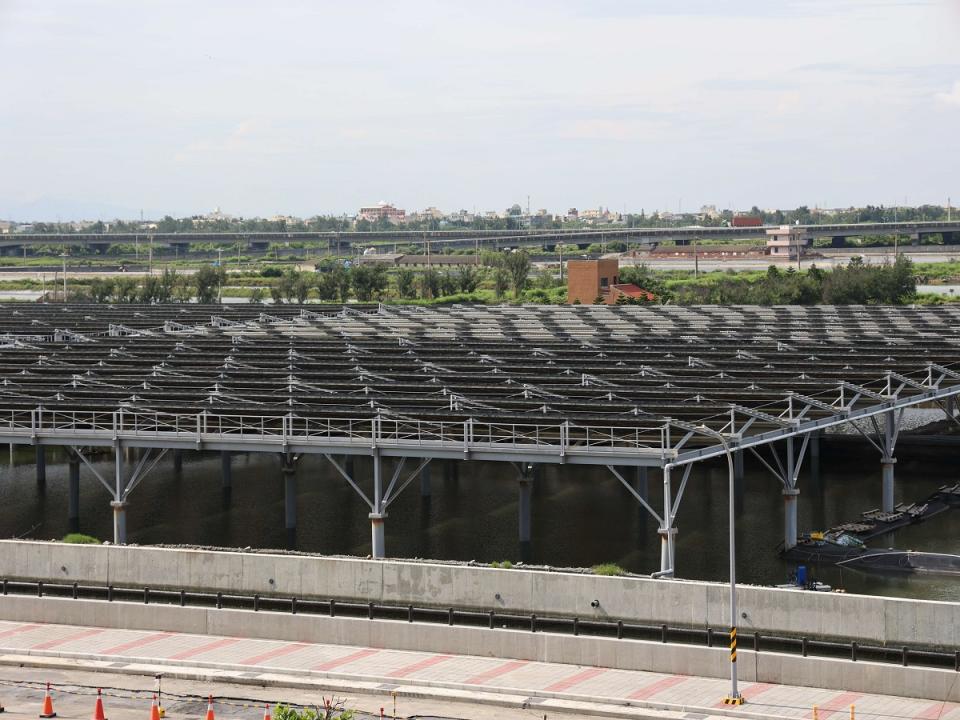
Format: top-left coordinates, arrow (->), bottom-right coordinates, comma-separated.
3,579 -> 957,672
0,408 -> 668,456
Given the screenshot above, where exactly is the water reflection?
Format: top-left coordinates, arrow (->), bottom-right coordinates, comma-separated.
0,443 -> 956,600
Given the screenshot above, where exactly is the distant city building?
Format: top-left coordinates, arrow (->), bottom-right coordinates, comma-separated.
0,221 -> 12,234
566,208 -> 578,220
699,205 -> 721,220
358,202 -> 406,224
202,206 -> 232,222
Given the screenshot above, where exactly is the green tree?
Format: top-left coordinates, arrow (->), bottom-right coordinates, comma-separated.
195,264 -> 226,304
351,264 -> 389,301
89,278 -> 114,303
456,265 -> 483,293
493,266 -> 510,300
394,268 -> 417,299
503,251 -> 531,298
420,268 -> 441,299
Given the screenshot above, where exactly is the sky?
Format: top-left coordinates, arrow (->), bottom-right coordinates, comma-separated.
1,0 -> 958,220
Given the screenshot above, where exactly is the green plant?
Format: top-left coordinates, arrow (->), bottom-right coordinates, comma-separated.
273,701 -> 353,720
490,560 -> 514,569
591,563 -> 625,576
62,533 -> 99,544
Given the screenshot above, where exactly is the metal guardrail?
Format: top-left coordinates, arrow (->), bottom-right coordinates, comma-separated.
3,579 -> 958,672
0,408 -> 669,455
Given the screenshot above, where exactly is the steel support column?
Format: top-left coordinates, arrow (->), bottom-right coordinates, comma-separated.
881,410 -> 897,512
370,451 -> 386,558
633,466 -> 649,499
68,456 -> 80,533
221,451 -> 232,490
658,465 -> 676,576
420,464 -> 432,497
518,475 -> 533,544
113,448 -> 126,544
173,450 -> 183,473
783,488 -> 799,550
283,457 -> 297,533
35,446 -> 46,486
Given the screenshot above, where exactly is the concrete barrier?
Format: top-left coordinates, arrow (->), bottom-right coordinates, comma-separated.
1,540 -> 958,649
0,595 -> 956,703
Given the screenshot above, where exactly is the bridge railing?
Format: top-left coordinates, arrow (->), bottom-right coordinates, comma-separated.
6,408 -> 669,455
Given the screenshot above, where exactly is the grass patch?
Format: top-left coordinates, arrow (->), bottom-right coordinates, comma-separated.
62,533 -> 100,544
591,563 -> 626,576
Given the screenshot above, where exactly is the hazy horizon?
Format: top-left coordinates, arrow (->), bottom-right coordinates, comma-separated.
2,0 -> 958,221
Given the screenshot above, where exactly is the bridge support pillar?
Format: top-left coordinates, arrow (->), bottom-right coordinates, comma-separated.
882,457 -> 896,513
658,465 -> 676,576
173,450 -> 183,473
68,456 -> 81,533
420,464 -> 431,497
221,451 -> 232,490
35,446 -> 46,486
633,466 -> 648,500
881,409 -> 898,513
783,487 -> 800,550
111,501 -> 128,545
370,451 -> 386,558
518,475 -> 533,544
831,236 -> 845,248
283,459 -> 297,535
910,233 -> 922,246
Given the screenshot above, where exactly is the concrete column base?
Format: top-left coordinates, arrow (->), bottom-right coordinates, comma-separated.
110,500 -> 128,545
783,488 -> 800,550
369,513 -> 387,558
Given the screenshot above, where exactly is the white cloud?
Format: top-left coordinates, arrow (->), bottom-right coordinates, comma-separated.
935,81 -> 960,106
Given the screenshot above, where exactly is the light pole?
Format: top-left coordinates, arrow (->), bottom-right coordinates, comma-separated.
217,248 -> 223,303
59,253 -> 68,302
696,424 -> 743,705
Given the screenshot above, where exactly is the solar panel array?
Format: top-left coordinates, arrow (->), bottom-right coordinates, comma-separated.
0,303 -> 958,446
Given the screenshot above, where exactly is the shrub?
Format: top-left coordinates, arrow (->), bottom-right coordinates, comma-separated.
591,563 -> 625,576
490,560 -> 514,569
62,533 -> 99,544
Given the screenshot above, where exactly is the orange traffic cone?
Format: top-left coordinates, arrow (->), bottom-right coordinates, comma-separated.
92,689 -> 107,720
40,682 -> 56,718
149,695 -> 161,720
204,696 -> 215,720
262,704 -> 271,720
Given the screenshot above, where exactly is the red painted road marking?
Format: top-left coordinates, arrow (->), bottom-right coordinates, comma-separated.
101,632 -> 173,656
712,682 -> 776,708
464,659 -> 528,685
814,692 -> 864,719
32,628 -> 104,651
312,648 -> 379,671
544,667 -> 607,692
240,642 -> 310,666
388,654 -> 452,679
915,701 -> 957,719
0,624 -> 40,640
628,675 -> 687,700
169,637 -> 241,661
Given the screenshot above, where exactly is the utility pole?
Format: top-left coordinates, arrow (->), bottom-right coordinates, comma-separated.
60,253 -> 68,302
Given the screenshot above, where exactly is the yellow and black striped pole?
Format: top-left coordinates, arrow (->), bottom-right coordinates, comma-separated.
723,626 -> 744,704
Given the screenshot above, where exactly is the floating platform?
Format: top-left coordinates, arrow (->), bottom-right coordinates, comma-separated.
782,483 -> 960,574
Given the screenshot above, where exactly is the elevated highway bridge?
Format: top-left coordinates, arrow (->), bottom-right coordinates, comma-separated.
2,220 -> 958,254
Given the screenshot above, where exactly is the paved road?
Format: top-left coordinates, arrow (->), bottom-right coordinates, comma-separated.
0,620 -> 956,720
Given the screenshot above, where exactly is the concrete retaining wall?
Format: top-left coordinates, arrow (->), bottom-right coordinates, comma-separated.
0,595 -> 956,703
1,540 -> 958,650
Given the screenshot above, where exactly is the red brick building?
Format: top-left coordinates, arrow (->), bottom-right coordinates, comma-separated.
566,259 -> 653,304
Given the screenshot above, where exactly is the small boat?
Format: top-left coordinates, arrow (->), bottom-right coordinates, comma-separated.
837,550 -> 960,575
